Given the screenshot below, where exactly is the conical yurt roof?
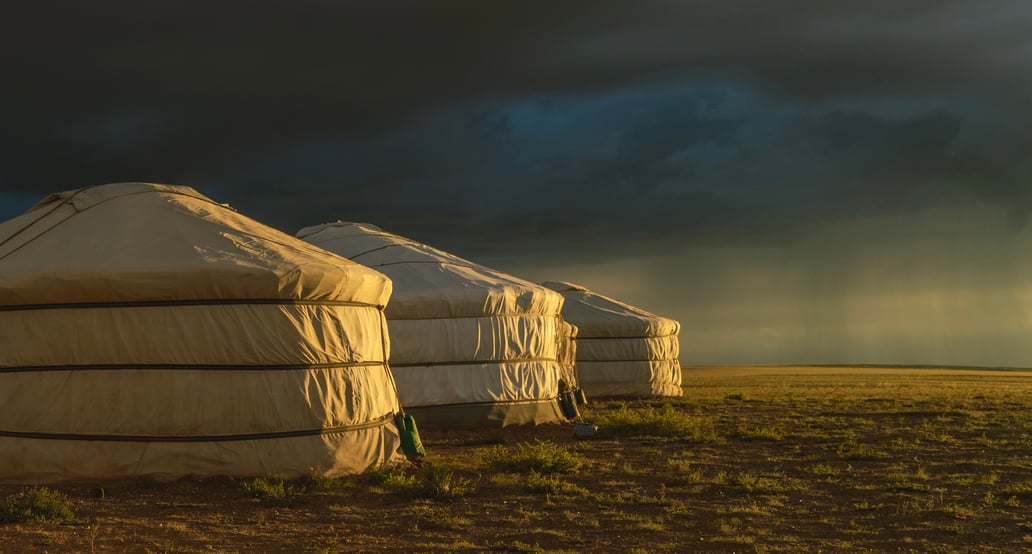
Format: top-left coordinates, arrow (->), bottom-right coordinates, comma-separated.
298,221 -> 569,426
0,183 -> 390,306
540,281 -> 680,338
541,281 -> 682,398
0,183 -> 405,483
297,222 -> 562,319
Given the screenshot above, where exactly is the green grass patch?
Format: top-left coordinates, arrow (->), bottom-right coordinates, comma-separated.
0,487 -> 76,524
735,424 -> 784,441
1002,480 -> 1032,499
835,440 -> 886,460
375,466 -> 474,502
484,440 -> 585,474
665,457 -> 705,485
241,476 -> 294,502
593,492 -> 631,507
591,405 -> 720,442
525,471 -> 585,496
488,540 -> 542,552
844,519 -> 879,535
732,473 -> 786,494
804,463 -> 838,477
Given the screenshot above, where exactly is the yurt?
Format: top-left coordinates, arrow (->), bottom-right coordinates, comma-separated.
0,183 -> 407,483
297,222 -> 570,426
556,318 -> 580,395
541,281 -> 682,398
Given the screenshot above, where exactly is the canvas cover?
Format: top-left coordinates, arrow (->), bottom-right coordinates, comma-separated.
541,281 -> 682,397
0,183 -> 406,483
297,222 -> 567,426
556,318 -> 579,391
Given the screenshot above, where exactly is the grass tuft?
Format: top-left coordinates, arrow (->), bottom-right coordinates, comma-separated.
735,425 -> 784,441
665,456 -> 705,485
1002,480 -> 1032,499
525,471 -> 585,496
0,487 -> 76,524
592,405 -> 720,442
804,463 -> 838,477
241,476 -> 292,502
374,466 -> 474,502
836,438 -> 886,460
732,473 -> 786,494
485,440 -> 585,474
418,467 -> 476,501
489,539 -> 542,552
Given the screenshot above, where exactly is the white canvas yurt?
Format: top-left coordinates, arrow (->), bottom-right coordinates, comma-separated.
297,222 -> 570,426
0,183 -> 407,483
556,318 -> 579,394
541,281 -> 682,398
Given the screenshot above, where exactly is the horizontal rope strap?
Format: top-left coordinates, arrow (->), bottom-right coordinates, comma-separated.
0,413 -> 396,443
385,313 -> 561,321
576,358 -> 679,363
391,357 -> 557,368
575,333 -> 679,340
347,243 -> 404,260
576,359 -> 680,365
369,260 -> 480,269
0,298 -> 383,312
404,398 -> 559,410
0,361 -> 387,373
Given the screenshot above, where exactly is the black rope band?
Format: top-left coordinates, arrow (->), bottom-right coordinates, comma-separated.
575,333 -> 679,340
0,298 -> 383,312
405,398 -> 559,410
391,357 -> 557,368
0,413 -> 396,443
0,361 -> 387,373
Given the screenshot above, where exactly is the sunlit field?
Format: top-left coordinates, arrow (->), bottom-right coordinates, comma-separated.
3,366 -> 1030,553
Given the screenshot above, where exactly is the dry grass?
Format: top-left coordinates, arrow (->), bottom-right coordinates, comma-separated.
1,366 -> 1030,553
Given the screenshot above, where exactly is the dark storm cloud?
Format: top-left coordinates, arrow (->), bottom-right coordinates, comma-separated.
212,80 -> 1028,261
4,1 -> 1032,366
2,0 -> 1030,262
2,1 -> 1030,214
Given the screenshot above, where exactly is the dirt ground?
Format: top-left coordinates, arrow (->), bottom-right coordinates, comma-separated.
2,366 -> 1030,553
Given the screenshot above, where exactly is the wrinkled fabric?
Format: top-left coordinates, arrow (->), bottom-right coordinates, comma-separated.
298,223 -> 561,318
390,360 -> 562,407
0,183 -> 405,483
575,335 -> 679,363
0,426 -> 403,484
1,183 -> 391,307
298,222 -> 567,424
573,359 -> 683,398
388,315 -> 558,366
541,281 -> 682,398
556,318 -> 579,389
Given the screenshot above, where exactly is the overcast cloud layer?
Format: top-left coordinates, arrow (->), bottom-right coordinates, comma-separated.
3,1 -> 1031,366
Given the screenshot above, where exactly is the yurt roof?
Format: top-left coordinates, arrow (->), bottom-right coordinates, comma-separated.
540,281 -> 679,338
0,183 -> 391,308
298,221 -> 562,319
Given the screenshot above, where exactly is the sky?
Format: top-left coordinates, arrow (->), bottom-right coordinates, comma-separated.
2,1 -> 1032,366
